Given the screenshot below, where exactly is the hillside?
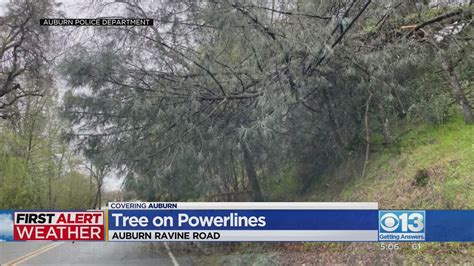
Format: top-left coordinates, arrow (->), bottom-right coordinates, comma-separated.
195,116 -> 474,265
278,116 -> 474,264
309,116 -> 474,210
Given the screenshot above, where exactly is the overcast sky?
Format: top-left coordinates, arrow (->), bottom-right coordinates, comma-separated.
0,0 -> 128,191
58,0 -> 125,192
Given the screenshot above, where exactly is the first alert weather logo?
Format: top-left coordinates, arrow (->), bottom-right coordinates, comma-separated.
379,211 -> 425,241
13,211 -> 105,241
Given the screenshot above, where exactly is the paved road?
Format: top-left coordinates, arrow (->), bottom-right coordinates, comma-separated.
0,242 -> 193,265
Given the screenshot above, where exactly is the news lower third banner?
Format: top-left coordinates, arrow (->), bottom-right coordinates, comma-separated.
107,202 -> 378,242
0,203 -> 473,242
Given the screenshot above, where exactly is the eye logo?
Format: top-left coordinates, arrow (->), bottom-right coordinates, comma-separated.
380,213 -> 399,232
379,211 -> 425,242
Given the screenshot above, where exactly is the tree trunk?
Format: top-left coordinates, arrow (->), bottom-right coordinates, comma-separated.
92,168 -> 104,209
98,185 -> 102,209
241,142 -> 264,202
361,92 -> 373,178
377,101 -> 392,145
322,88 -> 345,147
48,175 -> 52,208
89,163 -> 94,208
92,189 -> 99,209
439,50 -> 473,124
93,180 -> 102,209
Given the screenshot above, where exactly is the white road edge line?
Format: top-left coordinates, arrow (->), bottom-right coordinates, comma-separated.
164,242 -> 180,266
5,242 -> 64,266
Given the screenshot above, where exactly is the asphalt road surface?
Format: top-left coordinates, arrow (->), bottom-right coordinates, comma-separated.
0,242 -> 193,265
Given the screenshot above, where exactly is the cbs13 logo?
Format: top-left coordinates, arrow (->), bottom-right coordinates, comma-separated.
379,211 -> 425,233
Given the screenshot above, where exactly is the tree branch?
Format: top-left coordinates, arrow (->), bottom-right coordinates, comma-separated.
413,8 -> 470,32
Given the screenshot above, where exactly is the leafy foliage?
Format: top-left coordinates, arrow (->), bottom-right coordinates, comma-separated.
56,0 -> 474,201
